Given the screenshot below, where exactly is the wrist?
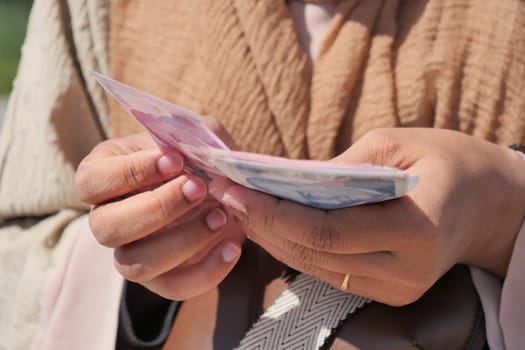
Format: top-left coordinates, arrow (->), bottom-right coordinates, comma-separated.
465,145 -> 525,277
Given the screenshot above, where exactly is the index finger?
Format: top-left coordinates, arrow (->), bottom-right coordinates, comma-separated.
76,148 -> 184,204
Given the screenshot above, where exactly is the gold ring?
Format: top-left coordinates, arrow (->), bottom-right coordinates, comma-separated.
341,274 -> 350,291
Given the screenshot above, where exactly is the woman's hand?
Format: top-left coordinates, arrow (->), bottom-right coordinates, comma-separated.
75,128 -> 244,300
209,128 -> 525,306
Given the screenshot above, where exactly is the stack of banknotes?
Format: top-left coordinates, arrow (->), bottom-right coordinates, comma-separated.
91,70 -> 418,210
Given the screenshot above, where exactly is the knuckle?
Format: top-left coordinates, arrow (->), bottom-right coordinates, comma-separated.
89,210 -> 121,248
263,213 -> 275,233
123,156 -> 151,187
150,187 -> 179,221
364,128 -> 398,145
92,139 -> 113,153
287,240 -> 312,262
302,218 -> 342,251
156,275 -> 194,301
162,285 -> 186,301
361,128 -> 401,165
262,198 -> 283,234
75,162 -> 95,203
85,141 -> 109,161
114,247 -> 151,282
242,220 -> 256,237
285,240 -> 324,275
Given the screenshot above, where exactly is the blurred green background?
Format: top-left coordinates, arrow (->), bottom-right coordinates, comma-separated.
0,0 -> 32,94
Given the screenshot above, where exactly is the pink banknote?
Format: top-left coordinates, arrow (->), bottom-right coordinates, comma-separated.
91,70 -> 418,209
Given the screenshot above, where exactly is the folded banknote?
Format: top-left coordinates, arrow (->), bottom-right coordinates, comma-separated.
91,70 -> 417,209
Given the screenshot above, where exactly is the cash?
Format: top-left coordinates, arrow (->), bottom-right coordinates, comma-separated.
91,70 -> 417,209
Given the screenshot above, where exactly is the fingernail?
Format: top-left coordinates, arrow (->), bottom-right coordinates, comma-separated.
208,177 -> 232,198
205,208 -> 227,231
222,194 -> 247,215
158,153 -> 184,176
208,186 -> 225,201
182,178 -> 206,202
221,242 -> 241,263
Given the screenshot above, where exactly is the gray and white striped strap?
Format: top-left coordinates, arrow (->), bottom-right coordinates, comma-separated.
237,274 -> 370,350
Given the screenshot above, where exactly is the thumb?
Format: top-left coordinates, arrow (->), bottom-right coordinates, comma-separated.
330,129 -> 419,170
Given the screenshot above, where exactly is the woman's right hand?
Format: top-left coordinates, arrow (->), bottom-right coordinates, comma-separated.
75,132 -> 244,300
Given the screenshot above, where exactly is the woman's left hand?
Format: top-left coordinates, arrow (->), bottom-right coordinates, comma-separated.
209,128 -> 525,306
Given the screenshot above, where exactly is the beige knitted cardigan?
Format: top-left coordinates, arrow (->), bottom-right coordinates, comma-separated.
1,0 -> 525,348
0,1 -> 110,348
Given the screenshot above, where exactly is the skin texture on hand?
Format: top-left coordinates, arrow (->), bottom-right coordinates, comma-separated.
75,128 -> 245,301
209,128 -> 525,306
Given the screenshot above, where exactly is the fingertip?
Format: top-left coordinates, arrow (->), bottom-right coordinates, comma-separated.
209,179 -> 249,215
219,241 -> 242,264
208,177 -> 233,197
182,177 -> 207,203
157,152 -> 184,176
142,240 -> 243,300
205,207 -> 228,231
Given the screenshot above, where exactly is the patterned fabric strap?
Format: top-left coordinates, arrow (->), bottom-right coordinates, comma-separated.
237,274 -> 370,350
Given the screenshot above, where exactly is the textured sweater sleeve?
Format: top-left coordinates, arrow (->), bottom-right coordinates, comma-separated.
0,0 -> 110,219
